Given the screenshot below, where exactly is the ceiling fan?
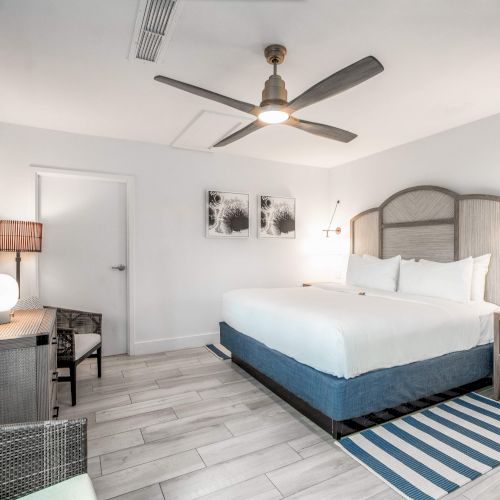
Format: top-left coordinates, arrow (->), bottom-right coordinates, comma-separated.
154,45 -> 384,147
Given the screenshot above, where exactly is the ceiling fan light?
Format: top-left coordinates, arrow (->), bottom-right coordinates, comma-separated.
258,109 -> 289,124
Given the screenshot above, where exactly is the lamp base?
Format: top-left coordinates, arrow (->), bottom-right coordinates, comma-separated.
0,310 -> 11,324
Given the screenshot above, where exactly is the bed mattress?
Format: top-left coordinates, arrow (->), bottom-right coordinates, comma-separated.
222,283 -> 499,379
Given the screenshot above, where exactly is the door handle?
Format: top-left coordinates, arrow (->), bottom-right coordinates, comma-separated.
111,265 -> 126,271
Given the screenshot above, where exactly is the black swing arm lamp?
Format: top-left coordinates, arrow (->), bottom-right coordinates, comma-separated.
323,200 -> 341,238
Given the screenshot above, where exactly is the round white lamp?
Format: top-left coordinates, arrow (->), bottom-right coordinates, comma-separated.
0,274 -> 19,324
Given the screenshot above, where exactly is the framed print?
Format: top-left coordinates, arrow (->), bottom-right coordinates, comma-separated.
258,195 -> 296,238
206,190 -> 249,238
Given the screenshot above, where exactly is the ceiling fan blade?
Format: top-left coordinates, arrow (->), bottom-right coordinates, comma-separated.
288,56 -> 384,111
287,118 -> 357,143
154,75 -> 260,116
213,120 -> 267,147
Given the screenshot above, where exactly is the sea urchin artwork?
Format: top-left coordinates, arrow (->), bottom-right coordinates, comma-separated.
259,196 -> 296,238
207,190 -> 249,238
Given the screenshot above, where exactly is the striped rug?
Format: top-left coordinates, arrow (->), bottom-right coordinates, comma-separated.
337,392 -> 500,499
205,343 -> 231,360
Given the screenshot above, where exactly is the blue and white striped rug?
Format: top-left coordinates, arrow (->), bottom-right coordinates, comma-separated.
205,343 -> 231,360
337,392 -> 500,499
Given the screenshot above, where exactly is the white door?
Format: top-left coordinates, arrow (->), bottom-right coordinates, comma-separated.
38,174 -> 127,355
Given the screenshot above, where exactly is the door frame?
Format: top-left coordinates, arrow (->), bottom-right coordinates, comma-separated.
32,165 -> 136,355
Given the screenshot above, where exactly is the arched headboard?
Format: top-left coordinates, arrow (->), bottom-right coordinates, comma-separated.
350,186 -> 500,304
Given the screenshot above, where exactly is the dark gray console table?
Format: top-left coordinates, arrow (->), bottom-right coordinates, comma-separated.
0,308 -> 58,423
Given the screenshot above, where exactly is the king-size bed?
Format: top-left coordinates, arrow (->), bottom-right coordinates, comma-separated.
219,186 -> 500,438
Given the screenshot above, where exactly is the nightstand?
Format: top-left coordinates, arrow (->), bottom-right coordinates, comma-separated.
494,312 -> 500,400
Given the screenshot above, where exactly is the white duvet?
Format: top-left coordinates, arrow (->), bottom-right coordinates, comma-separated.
222,283 -> 498,379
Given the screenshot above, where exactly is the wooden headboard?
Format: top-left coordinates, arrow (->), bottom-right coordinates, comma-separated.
350,186 -> 500,304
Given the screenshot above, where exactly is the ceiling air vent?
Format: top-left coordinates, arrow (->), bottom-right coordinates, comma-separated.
129,0 -> 182,63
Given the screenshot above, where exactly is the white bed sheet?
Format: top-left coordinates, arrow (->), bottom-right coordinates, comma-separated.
222,283 -> 499,379
476,300 -> 499,345
314,283 -> 499,346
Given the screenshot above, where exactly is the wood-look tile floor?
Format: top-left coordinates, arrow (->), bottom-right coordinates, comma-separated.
58,348 -> 500,499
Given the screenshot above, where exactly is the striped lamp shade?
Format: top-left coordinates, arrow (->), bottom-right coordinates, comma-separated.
0,220 -> 43,252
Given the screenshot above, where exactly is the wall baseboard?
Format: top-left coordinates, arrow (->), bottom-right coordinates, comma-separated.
133,331 -> 220,355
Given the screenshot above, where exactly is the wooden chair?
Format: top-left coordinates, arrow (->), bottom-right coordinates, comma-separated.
56,308 -> 102,406
13,299 -> 103,407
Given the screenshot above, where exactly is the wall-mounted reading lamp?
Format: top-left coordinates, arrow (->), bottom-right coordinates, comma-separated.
323,200 -> 341,238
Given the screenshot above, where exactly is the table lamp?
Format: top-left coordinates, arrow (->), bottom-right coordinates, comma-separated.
0,274 -> 19,324
0,220 -> 43,297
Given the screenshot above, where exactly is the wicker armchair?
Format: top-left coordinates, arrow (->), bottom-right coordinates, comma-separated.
56,308 -> 102,406
0,419 -> 88,500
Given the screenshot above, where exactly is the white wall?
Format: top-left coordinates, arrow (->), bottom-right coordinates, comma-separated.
327,112 -> 500,275
0,121 -> 331,353
7,112 -> 497,352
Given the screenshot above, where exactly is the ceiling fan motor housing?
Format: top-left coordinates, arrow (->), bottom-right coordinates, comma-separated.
260,75 -> 288,108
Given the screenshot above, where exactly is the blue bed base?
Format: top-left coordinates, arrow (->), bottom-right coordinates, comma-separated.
220,322 -> 493,436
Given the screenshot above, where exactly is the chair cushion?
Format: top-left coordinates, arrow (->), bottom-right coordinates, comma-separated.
19,473 -> 97,500
75,334 -> 101,360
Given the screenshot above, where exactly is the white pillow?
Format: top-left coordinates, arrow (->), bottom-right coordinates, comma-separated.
399,257 -> 473,303
471,254 -> 491,302
420,254 -> 491,301
346,254 -> 401,292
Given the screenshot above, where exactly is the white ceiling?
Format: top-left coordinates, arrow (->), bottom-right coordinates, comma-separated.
1,0 -> 500,168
